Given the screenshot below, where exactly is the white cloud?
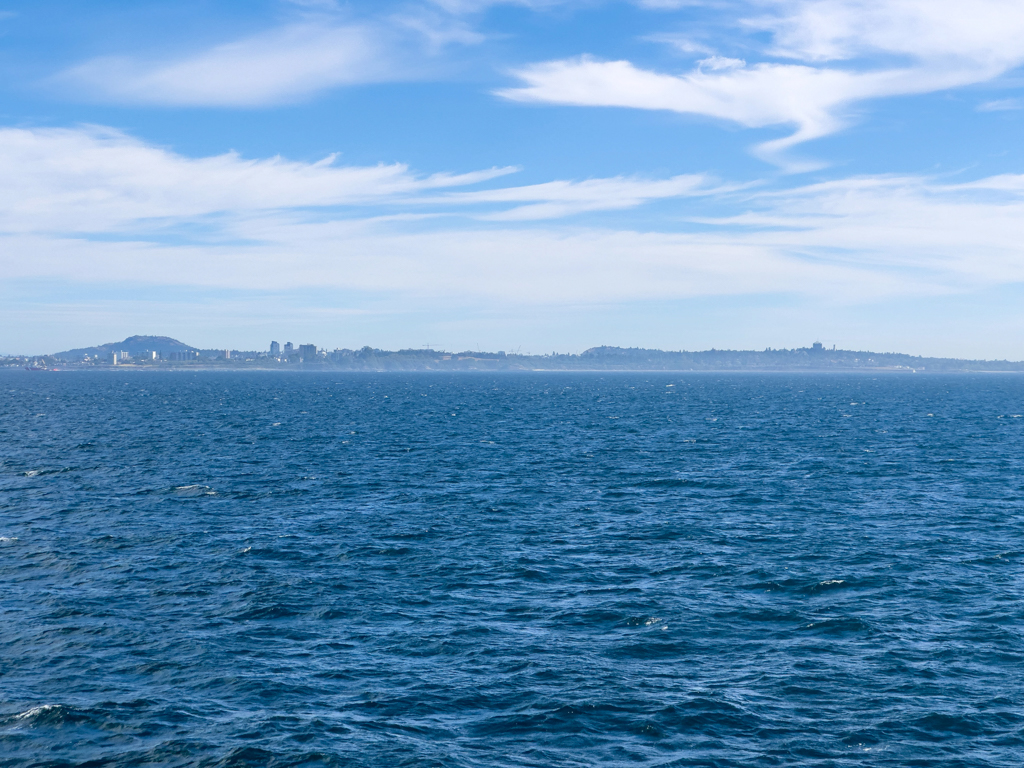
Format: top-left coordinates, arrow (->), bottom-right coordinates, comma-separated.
753,0 -> 1024,64
392,11 -> 486,50
54,15 -> 482,107
978,98 -> 1022,112
706,174 -> 1024,285
697,56 -> 746,72
500,0 -> 1024,162
435,174 -> 720,219
2,126 -> 1024,308
283,0 -> 341,9
0,126 -> 516,232
0,225 -> 892,305
0,126 -> 730,229
426,0 -> 571,12
644,34 -> 714,55
57,24 -> 391,106
633,0 -> 703,9
499,56 -> 886,159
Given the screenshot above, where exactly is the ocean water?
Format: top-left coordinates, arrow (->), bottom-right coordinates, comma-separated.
2,371 -> 1023,767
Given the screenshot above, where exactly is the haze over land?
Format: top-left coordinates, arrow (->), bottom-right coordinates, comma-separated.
5,336 -> 1020,372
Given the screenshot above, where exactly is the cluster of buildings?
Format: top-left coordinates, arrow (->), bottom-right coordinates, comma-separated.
99,344 -> 328,365
108,350 -> 160,365
106,349 -> 225,364
269,341 -> 320,362
167,351 -> 202,361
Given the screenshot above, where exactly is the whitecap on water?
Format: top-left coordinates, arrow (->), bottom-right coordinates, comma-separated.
172,485 -> 217,497
14,704 -> 60,720
0,536 -> 18,543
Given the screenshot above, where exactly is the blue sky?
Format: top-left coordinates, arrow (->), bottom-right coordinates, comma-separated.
3,0 -> 1024,357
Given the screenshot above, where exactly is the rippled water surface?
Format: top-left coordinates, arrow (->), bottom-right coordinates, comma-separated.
2,370 -> 1024,767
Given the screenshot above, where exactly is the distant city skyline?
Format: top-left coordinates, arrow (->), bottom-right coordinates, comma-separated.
8,334 -> 1024,370
2,1 -> 1024,357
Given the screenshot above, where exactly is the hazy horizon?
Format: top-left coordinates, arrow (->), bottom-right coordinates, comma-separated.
7,334 -> 1024,363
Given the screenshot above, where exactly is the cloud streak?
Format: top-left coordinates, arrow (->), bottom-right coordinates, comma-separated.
0,126 -> 724,232
0,126 -> 517,232
2,125 -> 1024,308
54,16 -> 476,107
499,0 -> 1024,163
434,174 -> 722,219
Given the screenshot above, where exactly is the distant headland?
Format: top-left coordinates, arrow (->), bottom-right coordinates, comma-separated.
4,335 -> 1024,372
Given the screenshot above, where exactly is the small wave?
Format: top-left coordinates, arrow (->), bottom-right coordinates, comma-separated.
801,579 -> 850,595
233,603 -> 300,621
9,704 -> 87,726
802,616 -> 871,635
15,704 -> 60,720
21,468 -> 70,477
638,478 -> 695,488
172,485 -> 217,497
747,580 -> 784,592
963,550 -> 1022,565
0,536 -> 18,543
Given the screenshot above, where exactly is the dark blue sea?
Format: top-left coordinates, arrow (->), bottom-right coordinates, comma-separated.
2,371 -> 1024,767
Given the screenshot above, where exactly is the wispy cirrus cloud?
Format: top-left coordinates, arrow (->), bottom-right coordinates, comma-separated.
435,174 -> 723,219
500,0 -> 1024,165
0,126 -> 721,234
53,11 -> 483,107
8,169 -> 1024,308
53,0 -> 587,108
752,0 -> 1024,64
499,56 -> 896,164
0,126 -> 517,232
2,125 -> 1024,308
426,0 -> 574,12
56,23 -> 396,106
705,174 -> 1024,285
978,98 -> 1022,112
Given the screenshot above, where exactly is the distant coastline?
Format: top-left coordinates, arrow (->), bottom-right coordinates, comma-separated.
4,335 -> 1024,372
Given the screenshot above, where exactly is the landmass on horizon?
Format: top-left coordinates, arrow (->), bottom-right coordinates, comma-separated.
3,336 -> 1024,372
